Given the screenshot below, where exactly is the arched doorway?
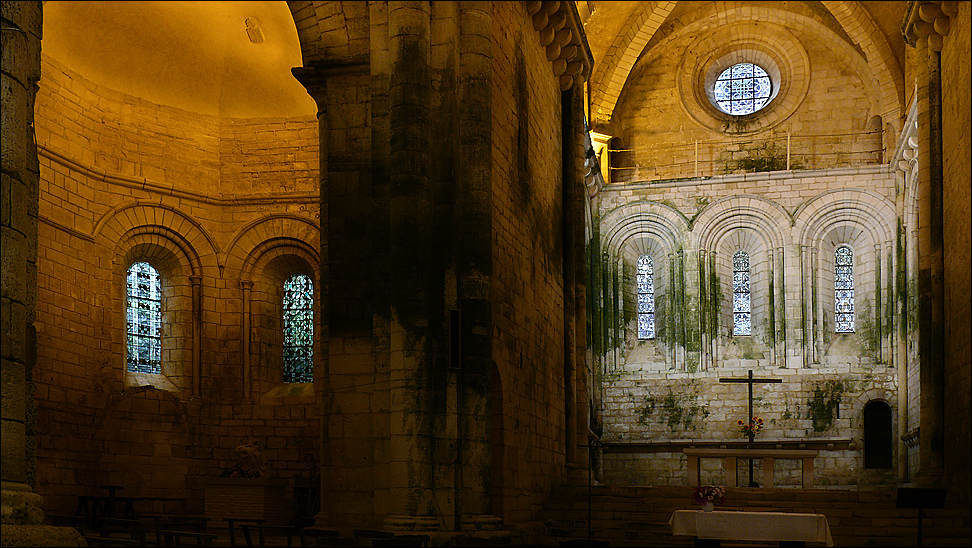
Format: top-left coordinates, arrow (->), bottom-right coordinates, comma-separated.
491,366 -> 504,519
863,400 -> 893,469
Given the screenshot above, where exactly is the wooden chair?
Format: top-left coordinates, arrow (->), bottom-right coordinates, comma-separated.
240,524 -> 300,547
224,517 -> 266,547
90,517 -> 148,547
154,515 -> 212,547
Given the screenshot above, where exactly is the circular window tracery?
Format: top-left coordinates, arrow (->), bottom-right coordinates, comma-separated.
675,22 -> 811,135
713,63 -> 773,115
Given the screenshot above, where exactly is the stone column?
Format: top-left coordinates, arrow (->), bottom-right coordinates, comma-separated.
775,246 -> 786,367
812,246 -> 822,364
767,248 -> 777,368
291,66 -> 330,526
385,0 -> 437,530
708,251 -> 718,367
908,2 -> 947,488
190,275 -> 202,397
799,245 -> 811,368
894,165 -> 909,482
1,2 -> 84,544
456,0 -> 498,530
241,280 -> 253,400
369,0 -> 393,519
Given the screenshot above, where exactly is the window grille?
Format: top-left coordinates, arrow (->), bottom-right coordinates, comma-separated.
835,245 -> 854,332
714,63 -> 772,115
126,262 -> 162,374
733,250 -> 751,336
283,273 -> 314,383
637,255 -> 655,339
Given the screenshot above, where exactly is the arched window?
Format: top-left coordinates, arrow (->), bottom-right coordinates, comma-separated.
863,401 -> 893,469
733,250 -> 751,336
637,255 -> 655,339
126,262 -> 162,374
835,245 -> 854,333
713,63 -> 773,115
283,273 -> 314,383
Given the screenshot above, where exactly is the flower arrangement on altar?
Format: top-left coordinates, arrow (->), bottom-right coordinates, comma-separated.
692,486 -> 725,509
737,416 -> 764,437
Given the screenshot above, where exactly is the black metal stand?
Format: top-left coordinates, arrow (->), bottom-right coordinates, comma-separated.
896,487 -> 947,548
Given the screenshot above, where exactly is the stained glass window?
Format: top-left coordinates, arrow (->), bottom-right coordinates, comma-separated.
714,63 -> 772,115
835,246 -> 854,333
126,262 -> 162,374
733,250 -> 751,336
283,273 -> 314,383
637,255 -> 655,339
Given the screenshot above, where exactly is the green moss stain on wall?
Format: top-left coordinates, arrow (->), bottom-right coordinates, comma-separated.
808,380 -> 846,432
857,298 -> 880,356
636,387 -> 711,432
718,139 -> 805,174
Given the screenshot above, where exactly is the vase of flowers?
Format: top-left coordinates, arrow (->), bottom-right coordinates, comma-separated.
737,416 -> 763,437
692,486 -> 725,512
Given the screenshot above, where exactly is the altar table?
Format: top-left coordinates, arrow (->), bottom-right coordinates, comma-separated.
669,509 -> 833,547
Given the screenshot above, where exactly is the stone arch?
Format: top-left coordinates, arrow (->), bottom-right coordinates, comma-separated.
794,188 -> 896,248
96,201 -> 219,273
239,237 -> 321,401
693,195 -> 789,367
225,213 -> 321,275
600,201 -> 688,371
112,224 -> 203,395
597,2 -> 885,130
600,200 -> 689,257
863,399 -> 894,469
795,189 -> 896,365
589,0 -> 676,128
288,1 -> 370,65
822,1 -> 905,124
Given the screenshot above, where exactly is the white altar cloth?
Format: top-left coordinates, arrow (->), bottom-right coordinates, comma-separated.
669,509 -> 834,546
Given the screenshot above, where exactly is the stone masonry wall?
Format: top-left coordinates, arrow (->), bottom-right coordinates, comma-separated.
940,0 -> 971,505
31,54 -> 321,516
605,2 -> 882,184
597,165 -> 901,489
490,1 -> 569,525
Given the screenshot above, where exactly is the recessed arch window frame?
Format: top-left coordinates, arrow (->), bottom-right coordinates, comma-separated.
732,250 -> 751,336
835,245 -> 855,333
636,255 -> 656,340
282,272 -> 314,383
126,261 -> 162,374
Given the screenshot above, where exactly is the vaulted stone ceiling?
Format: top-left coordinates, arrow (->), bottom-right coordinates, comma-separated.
579,1 -> 910,130
41,1 -> 317,118
40,1 -> 910,125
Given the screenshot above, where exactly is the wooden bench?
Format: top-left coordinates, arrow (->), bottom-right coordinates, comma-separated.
159,529 -> 219,547
683,447 -> 818,488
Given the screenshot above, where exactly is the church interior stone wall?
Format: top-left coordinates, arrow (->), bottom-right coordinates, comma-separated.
940,0 -> 971,504
601,1 -> 887,184
2,2 -> 969,544
30,52 -> 323,516
585,0 -> 932,492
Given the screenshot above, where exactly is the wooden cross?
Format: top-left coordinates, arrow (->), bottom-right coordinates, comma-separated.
719,369 -> 782,486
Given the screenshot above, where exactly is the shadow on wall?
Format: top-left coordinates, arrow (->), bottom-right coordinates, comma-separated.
98,387 -> 191,500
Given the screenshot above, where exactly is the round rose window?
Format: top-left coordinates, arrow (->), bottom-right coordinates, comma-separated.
713,63 -> 773,115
